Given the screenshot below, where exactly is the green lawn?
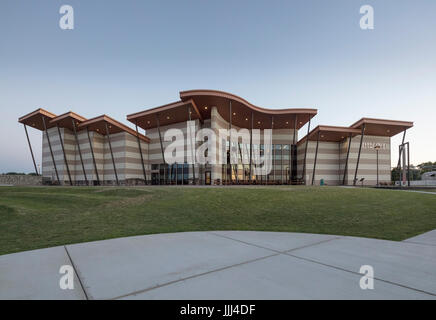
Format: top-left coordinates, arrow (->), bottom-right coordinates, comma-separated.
0,186 -> 435,255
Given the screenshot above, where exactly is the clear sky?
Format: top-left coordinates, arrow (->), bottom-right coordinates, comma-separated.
1,0 -> 435,173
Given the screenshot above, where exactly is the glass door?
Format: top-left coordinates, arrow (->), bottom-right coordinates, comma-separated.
205,171 -> 211,185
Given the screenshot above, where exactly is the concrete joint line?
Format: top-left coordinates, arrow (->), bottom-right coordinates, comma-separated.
282,252 -> 436,297
402,241 -> 436,247
208,233 -> 436,297
209,231 -> 341,255
64,245 -> 90,300
111,252 -> 279,300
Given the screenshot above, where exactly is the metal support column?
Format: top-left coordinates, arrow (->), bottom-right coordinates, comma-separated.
271,116 -> 275,183
229,101 -> 238,184
56,124 -> 73,185
353,124 -> 366,186
23,124 -> 39,175
290,115 -> 298,183
71,119 -> 88,185
187,106 -> 196,184
342,133 -> 352,185
407,142 -> 410,187
311,131 -> 321,185
302,118 -> 311,184
155,114 -> 166,185
42,116 -> 60,184
293,116 -> 297,145
105,122 -> 119,185
249,112 -> 253,183
397,129 -> 407,169
376,148 -> 379,186
135,121 -> 147,184
87,127 -> 100,185
289,116 -> 296,183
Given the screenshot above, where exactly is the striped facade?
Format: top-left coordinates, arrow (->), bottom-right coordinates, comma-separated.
297,135 -> 391,186
209,106 -> 297,184
20,90 -> 412,186
42,128 -> 148,185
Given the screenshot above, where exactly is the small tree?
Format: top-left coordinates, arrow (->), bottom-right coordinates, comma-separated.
391,165 -> 421,181
417,162 -> 436,174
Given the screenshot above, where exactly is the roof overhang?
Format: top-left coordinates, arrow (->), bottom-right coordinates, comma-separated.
180,89 -> 317,130
18,108 -> 57,131
78,115 -> 150,143
49,112 -> 87,130
350,118 -> 414,137
126,99 -> 203,130
298,125 -> 362,145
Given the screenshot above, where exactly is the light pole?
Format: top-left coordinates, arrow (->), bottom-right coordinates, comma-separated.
374,145 -> 380,186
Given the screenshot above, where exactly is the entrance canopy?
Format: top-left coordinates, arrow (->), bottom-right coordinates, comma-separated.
128,90 -> 318,131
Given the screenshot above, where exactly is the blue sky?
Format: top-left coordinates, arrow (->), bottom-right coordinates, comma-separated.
1,0 -> 435,173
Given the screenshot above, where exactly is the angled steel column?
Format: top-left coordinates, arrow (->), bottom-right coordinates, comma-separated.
293,116 -> 297,145
271,116 -> 275,183
187,106 -> 196,184
155,113 -> 166,185
397,129 -> 407,169
353,123 -> 366,186
238,142 -> 244,182
280,142 -> 283,184
407,142 -> 410,187
135,121 -> 147,184
249,112 -> 253,183
342,133 -> 353,185
302,118 -> 311,184
311,131 -> 321,185
229,100 -> 231,183
105,122 -> 119,185
71,119 -> 88,185
376,148 -> 379,186
56,124 -> 73,186
289,116 -> 296,183
229,100 -> 238,184
42,116 -> 60,184
23,124 -> 39,175
290,115 -> 298,182
86,127 -> 100,185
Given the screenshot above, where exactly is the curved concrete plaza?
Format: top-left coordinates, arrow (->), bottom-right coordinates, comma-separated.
1,230 -> 436,300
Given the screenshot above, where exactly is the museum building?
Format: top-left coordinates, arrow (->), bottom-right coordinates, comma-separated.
18,90 -> 413,186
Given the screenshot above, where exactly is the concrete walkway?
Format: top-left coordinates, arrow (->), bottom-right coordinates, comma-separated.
1,231 -> 435,300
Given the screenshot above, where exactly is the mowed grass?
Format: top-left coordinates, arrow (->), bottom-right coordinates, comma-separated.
0,186 -> 435,255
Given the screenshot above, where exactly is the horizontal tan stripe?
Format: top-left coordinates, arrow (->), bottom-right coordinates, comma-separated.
43,156 -> 148,167
42,145 -> 147,158
297,147 -> 390,155
297,158 -> 391,166
307,168 -> 390,175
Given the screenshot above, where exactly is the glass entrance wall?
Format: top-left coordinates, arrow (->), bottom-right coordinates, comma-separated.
219,143 -> 294,184
151,163 -> 191,185
150,142 -> 296,185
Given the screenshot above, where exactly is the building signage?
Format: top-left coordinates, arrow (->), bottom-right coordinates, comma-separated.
363,142 -> 388,150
